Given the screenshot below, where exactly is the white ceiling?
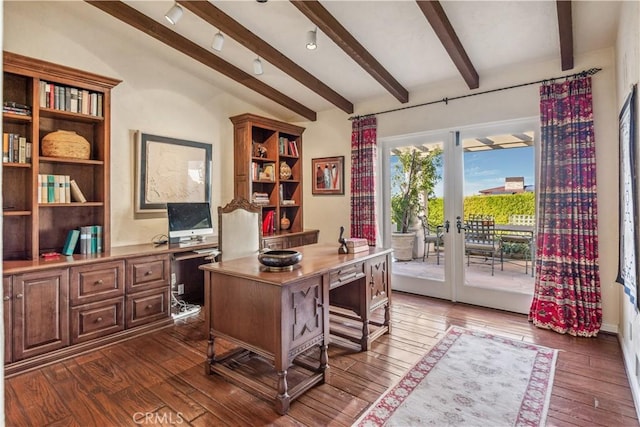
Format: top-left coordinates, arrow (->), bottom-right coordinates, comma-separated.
110,1 -> 620,120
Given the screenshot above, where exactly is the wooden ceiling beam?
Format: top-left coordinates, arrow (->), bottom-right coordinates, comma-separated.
415,1 -> 479,89
85,0 -> 317,121
178,1 -> 353,114
556,0 -> 574,71
290,0 -> 409,104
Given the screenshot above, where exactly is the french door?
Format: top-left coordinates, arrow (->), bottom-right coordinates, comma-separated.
381,118 -> 539,314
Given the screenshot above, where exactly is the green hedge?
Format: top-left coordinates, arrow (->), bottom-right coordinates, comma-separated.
426,192 -> 535,225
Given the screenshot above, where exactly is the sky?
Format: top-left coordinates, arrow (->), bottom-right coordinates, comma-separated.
391,146 -> 535,198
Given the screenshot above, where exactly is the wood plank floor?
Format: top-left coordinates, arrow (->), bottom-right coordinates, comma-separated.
5,292 -> 639,426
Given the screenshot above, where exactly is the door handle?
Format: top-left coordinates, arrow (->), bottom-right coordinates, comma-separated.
444,220 -> 450,233
456,216 -> 465,234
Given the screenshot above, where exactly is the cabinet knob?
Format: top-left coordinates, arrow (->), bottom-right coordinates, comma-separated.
146,304 -> 153,309
15,294 -> 23,299
96,317 -> 103,322
145,271 -> 153,276
3,295 -> 10,301
95,279 -> 103,285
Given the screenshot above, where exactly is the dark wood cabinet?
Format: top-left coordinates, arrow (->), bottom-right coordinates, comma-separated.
230,113 -> 305,235
12,268 -> 70,360
3,276 -> 12,363
262,229 -> 319,250
2,51 -> 120,261
125,254 -> 171,328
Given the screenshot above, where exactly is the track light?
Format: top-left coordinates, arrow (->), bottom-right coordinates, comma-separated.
212,31 -> 225,51
165,3 -> 183,25
306,28 -> 317,50
253,57 -> 263,75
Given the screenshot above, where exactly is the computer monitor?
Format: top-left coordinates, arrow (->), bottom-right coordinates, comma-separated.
167,202 -> 214,244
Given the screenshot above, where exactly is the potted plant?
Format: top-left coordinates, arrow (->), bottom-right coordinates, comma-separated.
391,148 -> 442,260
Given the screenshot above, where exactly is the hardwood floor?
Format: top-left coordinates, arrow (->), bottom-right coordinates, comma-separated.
5,292 -> 639,426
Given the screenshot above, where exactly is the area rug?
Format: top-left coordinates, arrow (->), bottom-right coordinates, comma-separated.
355,326 -> 558,426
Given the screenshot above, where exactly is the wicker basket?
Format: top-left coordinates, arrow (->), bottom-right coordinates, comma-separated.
41,130 -> 90,160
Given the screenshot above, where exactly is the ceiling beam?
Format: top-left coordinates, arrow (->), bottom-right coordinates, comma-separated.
85,0 -> 317,121
290,0 -> 409,104
178,1 -> 353,114
556,0 -> 574,71
415,1 -> 479,90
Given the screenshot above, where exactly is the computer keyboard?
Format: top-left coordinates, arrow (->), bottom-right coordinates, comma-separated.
193,248 -> 220,255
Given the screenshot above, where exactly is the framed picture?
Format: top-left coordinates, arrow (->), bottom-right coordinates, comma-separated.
135,132 -> 212,213
616,85 -> 638,308
312,156 -> 344,195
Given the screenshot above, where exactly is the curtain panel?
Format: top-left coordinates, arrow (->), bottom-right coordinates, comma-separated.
529,76 -> 602,337
350,116 -> 378,245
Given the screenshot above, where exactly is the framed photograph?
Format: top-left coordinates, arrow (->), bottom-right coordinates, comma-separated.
312,156 -> 344,195
616,85 -> 638,308
135,132 -> 212,213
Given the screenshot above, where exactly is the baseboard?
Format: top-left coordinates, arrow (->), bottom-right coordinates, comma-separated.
601,322 -> 619,334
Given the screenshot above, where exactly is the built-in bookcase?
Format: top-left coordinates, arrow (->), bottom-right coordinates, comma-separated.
230,113 -> 305,235
2,51 -> 120,261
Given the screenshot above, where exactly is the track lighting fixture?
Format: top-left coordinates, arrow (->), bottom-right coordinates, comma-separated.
165,3 -> 183,25
306,28 -> 317,50
212,31 -> 225,51
253,57 -> 264,75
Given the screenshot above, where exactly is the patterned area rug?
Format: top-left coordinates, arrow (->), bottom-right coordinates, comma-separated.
355,326 -> 558,426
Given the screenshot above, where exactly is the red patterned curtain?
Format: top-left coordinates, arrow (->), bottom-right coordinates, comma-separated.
351,116 -> 377,245
529,76 -> 602,337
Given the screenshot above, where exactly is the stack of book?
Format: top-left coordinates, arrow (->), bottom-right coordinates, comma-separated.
39,81 -> 103,117
252,192 -> 270,205
344,238 -> 369,254
38,175 -> 87,204
62,225 -> 102,255
3,101 -> 31,116
3,133 -> 32,164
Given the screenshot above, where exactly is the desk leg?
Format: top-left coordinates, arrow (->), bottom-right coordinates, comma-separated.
275,370 -> 290,415
384,301 -> 391,333
320,343 -> 328,376
205,330 -> 214,375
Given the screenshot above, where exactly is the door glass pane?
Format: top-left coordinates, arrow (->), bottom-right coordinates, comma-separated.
390,141 -> 444,283
462,132 -> 536,293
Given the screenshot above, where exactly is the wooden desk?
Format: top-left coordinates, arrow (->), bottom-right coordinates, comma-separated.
199,244 -> 392,414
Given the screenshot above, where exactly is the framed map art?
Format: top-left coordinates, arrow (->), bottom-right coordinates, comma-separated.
135,132 -> 212,213
616,85 -> 639,308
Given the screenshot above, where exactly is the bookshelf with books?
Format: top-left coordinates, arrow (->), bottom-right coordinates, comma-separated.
2,51 -> 120,261
230,113 -> 314,244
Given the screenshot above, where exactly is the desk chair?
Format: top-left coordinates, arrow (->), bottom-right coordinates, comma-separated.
500,214 -> 535,276
419,215 -> 443,264
464,215 -> 499,276
218,197 -> 263,261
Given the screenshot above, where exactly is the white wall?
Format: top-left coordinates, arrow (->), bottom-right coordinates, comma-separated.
2,0 -> 624,346
3,1 -> 277,246
303,48 -> 621,332
616,0 -> 640,415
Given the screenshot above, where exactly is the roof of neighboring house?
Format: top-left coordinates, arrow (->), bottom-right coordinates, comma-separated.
478,185 -> 535,195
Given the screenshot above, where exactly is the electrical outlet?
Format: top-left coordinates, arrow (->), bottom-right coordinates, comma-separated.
177,284 -> 184,295
171,273 -> 177,286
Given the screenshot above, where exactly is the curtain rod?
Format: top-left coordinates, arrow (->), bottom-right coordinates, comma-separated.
349,67 -> 602,121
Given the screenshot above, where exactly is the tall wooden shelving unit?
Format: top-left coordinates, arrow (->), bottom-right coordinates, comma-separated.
2,51 -> 121,261
230,113 -> 306,236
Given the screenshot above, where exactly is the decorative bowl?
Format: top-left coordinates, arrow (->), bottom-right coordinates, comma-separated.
41,130 -> 90,160
258,250 -> 302,272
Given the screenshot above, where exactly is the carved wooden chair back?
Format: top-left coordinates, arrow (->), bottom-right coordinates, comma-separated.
218,197 -> 263,261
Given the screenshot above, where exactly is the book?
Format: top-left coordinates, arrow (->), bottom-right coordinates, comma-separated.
347,245 -> 370,254
345,237 -> 369,248
262,210 -> 275,234
70,179 -> 87,203
80,226 -> 91,254
47,174 -> 55,203
2,133 -> 8,163
95,225 -> 103,253
62,229 -> 80,256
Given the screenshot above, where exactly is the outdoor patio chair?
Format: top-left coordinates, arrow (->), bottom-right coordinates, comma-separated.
419,215 -> 443,264
464,215 -> 500,276
500,214 -> 535,276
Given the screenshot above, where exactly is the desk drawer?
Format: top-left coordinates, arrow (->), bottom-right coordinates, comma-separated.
126,287 -> 170,328
329,261 -> 365,289
126,255 -> 170,293
70,260 -> 125,305
71,297 -> 124,344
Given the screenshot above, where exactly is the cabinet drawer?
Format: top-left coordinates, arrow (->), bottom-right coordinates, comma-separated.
126,287 -> 170,328
70,260 -> 125,305
263,237 -> 285,250
301,231 -> 319,245
70,297 -> 124,344
329,261 -> 365,290
126,255 -> 170,293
